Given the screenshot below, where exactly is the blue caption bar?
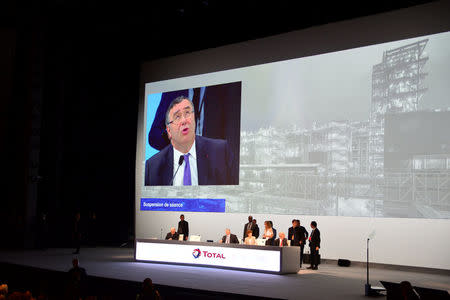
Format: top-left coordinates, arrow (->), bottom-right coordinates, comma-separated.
140,198 -> 226,212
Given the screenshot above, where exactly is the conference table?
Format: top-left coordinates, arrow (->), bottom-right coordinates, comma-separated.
135,238 -> 300,274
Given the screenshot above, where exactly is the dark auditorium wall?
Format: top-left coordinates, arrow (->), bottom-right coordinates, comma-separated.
0,0 -> 439,249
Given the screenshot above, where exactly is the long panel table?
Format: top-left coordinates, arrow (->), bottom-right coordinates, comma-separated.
135,239 -> 300,274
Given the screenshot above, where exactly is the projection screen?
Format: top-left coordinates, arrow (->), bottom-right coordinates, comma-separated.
136,1 -> 450,269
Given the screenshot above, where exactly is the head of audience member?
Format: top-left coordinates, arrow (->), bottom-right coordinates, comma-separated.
180,214 -> 185,221
279,232 -> 286,240
165,96 -> 196,154
400,281 -> 417,299
7,291 -> 34,300
252,219 -> 257,225
246,230 -> 253,238
141,277 -> 156,297
0,284 -> 7,295
291,219 -> 297,227
170,227 -> 176,235
248,216 -> 253,223
296,219 -> 301,226
311,221 -> 317,229
225,228 -> 231,236
264,221 -> 272,229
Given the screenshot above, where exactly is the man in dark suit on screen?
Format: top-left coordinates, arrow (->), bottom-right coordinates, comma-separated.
144,96 -> 237,186
308,221 -> 321,270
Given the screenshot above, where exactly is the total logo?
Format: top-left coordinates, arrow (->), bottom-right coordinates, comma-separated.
192,248 -> 226,259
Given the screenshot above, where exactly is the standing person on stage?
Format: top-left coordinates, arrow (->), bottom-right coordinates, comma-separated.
72,212 -> 82,254
242,216 -> 256,240
308,221 -> 321,270
288,219 -> 301,262
263,221 -> 274,245
244,230 -> 256,245
177,214 -> 189,241
252,219 -> 260,239
274,232 -> 288,247
165,227 -> 179,240
298,219 -> 309,267
288,219 -> 300,244
220,228 -> 239,244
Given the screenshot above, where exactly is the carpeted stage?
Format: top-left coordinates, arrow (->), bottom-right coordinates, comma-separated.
0,247 -> 449,299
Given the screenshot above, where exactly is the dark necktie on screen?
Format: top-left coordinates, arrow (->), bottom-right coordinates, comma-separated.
192,88 -> 202,135
183,154 -> 191,185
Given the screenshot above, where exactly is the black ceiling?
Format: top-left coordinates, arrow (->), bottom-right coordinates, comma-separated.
1,0 -> 438,60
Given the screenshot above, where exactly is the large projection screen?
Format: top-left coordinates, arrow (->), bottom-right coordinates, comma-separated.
136,1 -> 450,269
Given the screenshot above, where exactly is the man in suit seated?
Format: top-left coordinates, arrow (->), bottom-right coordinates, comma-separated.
145,96 -> 237,186
165,227 -> 179,240
274,232 -> 288,247
220,228 -> 239,244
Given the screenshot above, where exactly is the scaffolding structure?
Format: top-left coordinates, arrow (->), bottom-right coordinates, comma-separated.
232,38 -> 450,218
369,39 -> 429,176
351,121 -> 370,175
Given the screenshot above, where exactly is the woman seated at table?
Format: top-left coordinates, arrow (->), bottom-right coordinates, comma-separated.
263,221 -> 275,245
244,230 -> 256,245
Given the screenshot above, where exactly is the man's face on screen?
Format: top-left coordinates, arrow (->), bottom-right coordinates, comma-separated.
167,99 -> 195,153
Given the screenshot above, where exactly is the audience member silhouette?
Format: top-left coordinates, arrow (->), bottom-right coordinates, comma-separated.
136,278 -> 160,300
67,258 -> 88,300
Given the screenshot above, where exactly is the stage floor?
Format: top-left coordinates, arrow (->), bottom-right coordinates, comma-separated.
0,247 -> 449,300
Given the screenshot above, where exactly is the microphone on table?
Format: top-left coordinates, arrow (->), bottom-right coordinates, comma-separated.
170,155 -> 184,185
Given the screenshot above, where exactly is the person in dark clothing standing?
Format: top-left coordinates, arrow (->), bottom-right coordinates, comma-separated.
298,219 -> 309,267
243,216 -> 256,240
177,214 -> 189,241
87,211 -> 98,247
73,212 -> 82,254
308,221 -> 321,270
288,220 -> 301,266
252,219 -> 260,239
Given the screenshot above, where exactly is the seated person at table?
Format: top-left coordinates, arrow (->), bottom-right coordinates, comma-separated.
165,227 -> 179,240
244,230 -> 256,245
263,221 -> 275,245
220,228 -> 239,244
274,232 -> 288,247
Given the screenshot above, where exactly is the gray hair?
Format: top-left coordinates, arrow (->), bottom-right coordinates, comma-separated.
165,96 -> 194,125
